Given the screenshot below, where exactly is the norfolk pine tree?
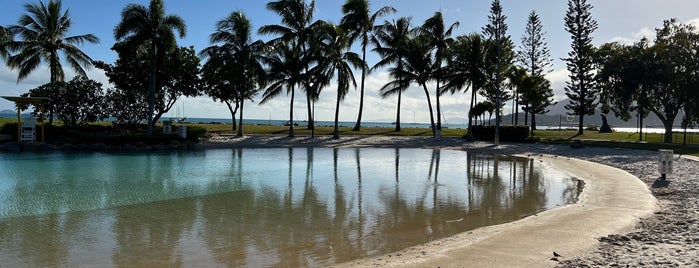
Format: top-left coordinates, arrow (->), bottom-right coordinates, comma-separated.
563,0 -> 598,135
518,10 -> 552,126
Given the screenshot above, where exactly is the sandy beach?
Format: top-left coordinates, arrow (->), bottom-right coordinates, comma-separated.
202,135 -> 699,267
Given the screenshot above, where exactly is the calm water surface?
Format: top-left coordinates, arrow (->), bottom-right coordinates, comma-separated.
0,148 -> 581,267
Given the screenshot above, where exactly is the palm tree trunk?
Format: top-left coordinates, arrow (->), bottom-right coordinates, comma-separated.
514,92 -> 519,125
421,84 -> 436,137
465,86 -> 477,140
306,94 -> 314,130
237,98 -> 244,137
147,41 -> 157,137
353,45 -> 367,131
289,85 -> 295,137
436,81 -> 442,132
333,89 -> 341,139
395,90 -> 402,132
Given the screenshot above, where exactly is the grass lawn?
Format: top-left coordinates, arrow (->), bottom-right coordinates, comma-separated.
2,119 -> 697,156
533,128 -> 699,156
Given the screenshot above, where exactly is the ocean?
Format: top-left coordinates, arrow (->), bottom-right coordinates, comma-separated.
3,113 -> 697,133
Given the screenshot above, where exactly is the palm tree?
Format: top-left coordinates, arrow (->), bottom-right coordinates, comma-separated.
0,26 -> 11,62
372,17 -> 413,132
315,23 -> 363,139
421,12 -> 458,134
444,33 -> 489,140
260,42 -> 304,137
260,0 -> 319,130
7,0 -> 99,83
340,0 -> 396,131
505,65 -> 527,125
398,35 -> 438,136
114,0 -> 186,136
201,11 -> 266,137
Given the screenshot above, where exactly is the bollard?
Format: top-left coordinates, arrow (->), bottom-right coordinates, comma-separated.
658,149 -> 673,180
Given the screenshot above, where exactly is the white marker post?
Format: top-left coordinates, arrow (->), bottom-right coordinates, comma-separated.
658,149 -> 673,180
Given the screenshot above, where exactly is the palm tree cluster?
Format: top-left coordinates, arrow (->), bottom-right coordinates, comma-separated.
1,0 -> 559,140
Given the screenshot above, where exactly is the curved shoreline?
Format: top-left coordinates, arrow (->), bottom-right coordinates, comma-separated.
334,155 -> 657,267
203,135 -> 660,267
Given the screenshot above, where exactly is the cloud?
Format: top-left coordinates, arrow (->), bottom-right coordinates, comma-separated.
687,18 -> 699,28
545,68 -> 570,102
608,26 -> 655,45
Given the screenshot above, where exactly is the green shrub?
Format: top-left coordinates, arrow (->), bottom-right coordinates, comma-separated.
184,125 -> 207,142
470,125 -> 530,142
1,123 -> 18,140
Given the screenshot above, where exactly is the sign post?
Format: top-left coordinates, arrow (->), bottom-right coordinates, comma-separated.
658,149 -> 673,180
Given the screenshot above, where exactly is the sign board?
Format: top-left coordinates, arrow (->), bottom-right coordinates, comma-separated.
658,149 -> 673,175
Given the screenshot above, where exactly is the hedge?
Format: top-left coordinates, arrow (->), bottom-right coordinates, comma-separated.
470,125 -> 530,142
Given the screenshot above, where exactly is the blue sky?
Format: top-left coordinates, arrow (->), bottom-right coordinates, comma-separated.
2,0 -> 699,123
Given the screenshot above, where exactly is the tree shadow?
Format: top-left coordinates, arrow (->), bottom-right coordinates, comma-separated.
651,178 -> 670,188
567,133 -> 583,140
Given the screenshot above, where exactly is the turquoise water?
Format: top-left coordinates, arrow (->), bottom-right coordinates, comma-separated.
0,148 -> 580,267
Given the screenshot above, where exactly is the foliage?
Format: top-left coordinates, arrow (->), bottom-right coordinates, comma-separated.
444,33 -> 490,140
260,0 -> 319,131
201,10 -> 266,136
519,75 -> 555,132
470,101 -> 495,125
517,10 -> 552,126
651,19 -> 699,142
422,12 -> 459,132
505,65 -> 527,125
596,19 -> 699,143
0,26 -> 11,61
340,0 -> 395,131
314,22 -> 363,138
563,0 -> 599,135
481,0 -> 514,129
22,77 -> 108,127
114,0 -> 187,136
5,0 -> 99,83
96,46 -> 200,127
372,17 -> 414,131
95,58 -> 148,127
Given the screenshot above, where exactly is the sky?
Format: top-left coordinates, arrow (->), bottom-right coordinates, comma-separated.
2,0 -> 699,124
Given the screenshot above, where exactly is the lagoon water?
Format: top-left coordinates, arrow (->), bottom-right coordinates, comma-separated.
0,148 -> 580,267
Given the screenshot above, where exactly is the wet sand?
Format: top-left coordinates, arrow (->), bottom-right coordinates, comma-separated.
202,135 -> 698,267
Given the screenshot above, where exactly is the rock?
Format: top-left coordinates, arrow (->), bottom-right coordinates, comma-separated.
599,114 -> 613,133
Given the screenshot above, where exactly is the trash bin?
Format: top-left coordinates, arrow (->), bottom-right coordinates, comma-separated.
163,120 -> 172,134
658,149 -> 673,180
